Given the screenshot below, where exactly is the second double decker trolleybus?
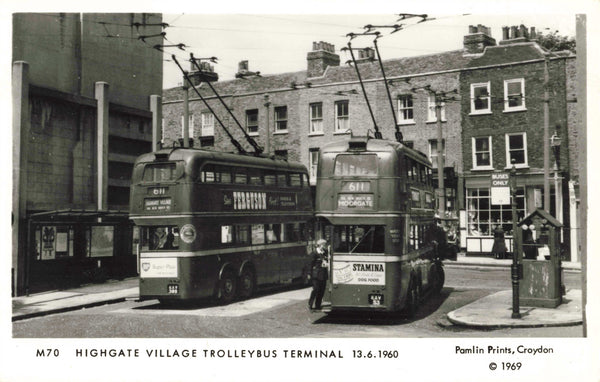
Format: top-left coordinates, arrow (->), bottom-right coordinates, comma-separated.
315,136 -> 447,315
130,147 -> 314,304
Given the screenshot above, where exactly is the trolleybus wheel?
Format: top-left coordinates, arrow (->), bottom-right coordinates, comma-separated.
218,270 -> 237,304
238,268 -> 255,299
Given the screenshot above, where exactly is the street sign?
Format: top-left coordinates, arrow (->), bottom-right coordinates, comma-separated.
491,173 -> 510,205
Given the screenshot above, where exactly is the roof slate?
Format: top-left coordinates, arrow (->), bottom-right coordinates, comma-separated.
162,42 -> 572,100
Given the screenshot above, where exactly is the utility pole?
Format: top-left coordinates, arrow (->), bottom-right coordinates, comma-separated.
435,94 -> 445,215
264,94 -> 271,155
543,56 -> 550,212
182,79 -> 190,148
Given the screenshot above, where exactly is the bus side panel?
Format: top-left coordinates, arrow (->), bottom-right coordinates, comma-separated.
139,256 -> 219,300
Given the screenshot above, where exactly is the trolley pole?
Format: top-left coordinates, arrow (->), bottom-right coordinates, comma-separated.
510,162 -> 521,319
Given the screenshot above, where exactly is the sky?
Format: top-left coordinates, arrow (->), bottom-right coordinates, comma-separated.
160,13 -> 577,89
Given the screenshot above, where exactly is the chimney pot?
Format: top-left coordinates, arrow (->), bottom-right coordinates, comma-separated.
502,26 -> 510,40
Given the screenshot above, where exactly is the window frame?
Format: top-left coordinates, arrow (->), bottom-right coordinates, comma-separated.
200,112 -> 215,137
505,132 -> 528,168
180,114 -> 195,138
309,148 -> 319,185
397,94 -> 415,124
334,100 -> 350,133
309,102 -> 323,135
470,82 -> 491,114
246,109 -> 259,136
472,136 -> 494,170
503,78 -> 526,112
428,139 -> 446,169
427,94 -> 446,122
274,105 -> 288,132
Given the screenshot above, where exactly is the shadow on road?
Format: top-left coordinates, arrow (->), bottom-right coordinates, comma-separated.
132,283 -> 310,311
313,288 -> 453,325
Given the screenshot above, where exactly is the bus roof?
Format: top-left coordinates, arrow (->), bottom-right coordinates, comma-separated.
320,136 -> 432,167
134,147 -> 308,173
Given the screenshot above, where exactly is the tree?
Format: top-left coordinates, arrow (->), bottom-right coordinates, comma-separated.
536,30 -> 576,53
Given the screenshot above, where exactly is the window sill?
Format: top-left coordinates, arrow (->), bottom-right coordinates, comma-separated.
248,132 -> 259,137
502,107 -> 527,113
334,130 -> 351,135
471,166 -> 495,171
398,120 -> 416,126
426,120 -> 447,124
308,132 -> 324,137
273,130 -> 288,135
504,165 -> 529,170
469,111 -> 492,116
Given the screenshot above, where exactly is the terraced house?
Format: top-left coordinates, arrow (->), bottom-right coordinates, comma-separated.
161,24 -> 579,261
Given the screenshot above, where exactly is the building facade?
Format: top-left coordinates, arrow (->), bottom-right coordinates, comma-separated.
161,24 -> 578,261
12,13 -> 163,295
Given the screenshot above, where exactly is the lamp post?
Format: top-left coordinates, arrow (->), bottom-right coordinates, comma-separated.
510,161 -> 521,319
550,125 -> 562,227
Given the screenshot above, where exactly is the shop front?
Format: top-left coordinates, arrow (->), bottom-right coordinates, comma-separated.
25,210 -> 138,294
460,172 -> 563,257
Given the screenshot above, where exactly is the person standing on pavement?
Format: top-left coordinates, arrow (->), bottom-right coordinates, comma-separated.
308,239 -> 329,310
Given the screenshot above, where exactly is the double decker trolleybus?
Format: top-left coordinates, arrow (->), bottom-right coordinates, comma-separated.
129,147 -> 314,304
315,136 -> 447,315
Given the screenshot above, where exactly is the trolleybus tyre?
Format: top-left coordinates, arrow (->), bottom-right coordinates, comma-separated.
238,268 -> 255,299
217,270 -> 237,304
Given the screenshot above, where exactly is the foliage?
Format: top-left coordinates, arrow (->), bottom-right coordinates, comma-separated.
536,30 -> 576,53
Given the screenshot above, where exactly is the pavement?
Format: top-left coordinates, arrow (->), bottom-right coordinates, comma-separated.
12,254 -> 583,328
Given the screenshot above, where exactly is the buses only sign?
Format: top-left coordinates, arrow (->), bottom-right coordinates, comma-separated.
491,173 -> 510,205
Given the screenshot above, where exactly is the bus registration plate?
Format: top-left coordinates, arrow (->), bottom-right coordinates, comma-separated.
368,294 -> 384,306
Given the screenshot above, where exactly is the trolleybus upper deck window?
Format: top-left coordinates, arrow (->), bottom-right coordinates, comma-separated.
143,163 -> 177,182
334,154 -> 377,176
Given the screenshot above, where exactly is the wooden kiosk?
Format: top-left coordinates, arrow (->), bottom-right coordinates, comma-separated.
517,208 -> 563,308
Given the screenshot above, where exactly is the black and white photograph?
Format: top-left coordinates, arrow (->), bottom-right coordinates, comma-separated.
2,1 -> 599,381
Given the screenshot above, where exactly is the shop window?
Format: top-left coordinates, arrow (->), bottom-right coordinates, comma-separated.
504,78 -> 526,111
466,187 -> 525,236
470,82 -> 491,114
36,225 -> 74,260
398,95 -> 414,123
88,226 -> 116,257
506,132 -> 528,167
472,136 -> 493,169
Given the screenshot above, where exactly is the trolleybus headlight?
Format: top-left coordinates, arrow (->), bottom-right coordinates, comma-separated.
180,224 -> 197,244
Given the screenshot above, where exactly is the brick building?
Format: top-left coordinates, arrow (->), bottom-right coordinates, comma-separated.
12,13 -> 163,295
161,24 -> 578,260
459,25 -> 577,260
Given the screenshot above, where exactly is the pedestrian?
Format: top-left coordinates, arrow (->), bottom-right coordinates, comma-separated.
430,214 -> 447,259
491,225 -> 507,259
308,239 -> 329,310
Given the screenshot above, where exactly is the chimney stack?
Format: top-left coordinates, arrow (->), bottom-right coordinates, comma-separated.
500,24 -> 533,45
463,24 -> 496,54
307,41 -> 340,78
